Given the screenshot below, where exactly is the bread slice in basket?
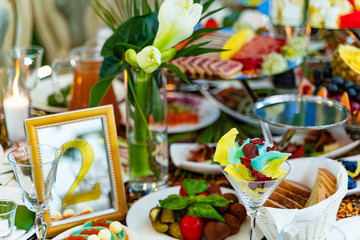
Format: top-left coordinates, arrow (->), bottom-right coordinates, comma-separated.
264,168 -> 336,209
305,168 -> 337,207
264,180 -> 310,209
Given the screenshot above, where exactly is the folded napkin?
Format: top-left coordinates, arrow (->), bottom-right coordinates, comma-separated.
257,157 -> 348,240
15,205 -> 35,231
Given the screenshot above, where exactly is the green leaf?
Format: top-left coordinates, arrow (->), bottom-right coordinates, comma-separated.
90,56 -> 126,107
183,47 -> 225,57
99,56 -> 125,79
114,42 -> 142,54
47,85 -> 71,107
159,195 -> 189,210
200,7 -> 225,22
222,10 -> 240,28
176,41 -> 212,57
188,203 -> 224,222
183,27 -> 224,47
202,0 -> 216,13
89,78 -> 114,107
162,64 -> 191,84
151,71 -> 165,122
101,12 -> 159,58
193,195 -> 232,207
183,179 -> 208,196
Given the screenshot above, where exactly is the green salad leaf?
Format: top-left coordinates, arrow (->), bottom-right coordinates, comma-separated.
183,179 -> 208,196
188,202 -> 224,222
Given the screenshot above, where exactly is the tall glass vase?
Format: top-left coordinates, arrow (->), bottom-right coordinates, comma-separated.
125,67 -> 168,195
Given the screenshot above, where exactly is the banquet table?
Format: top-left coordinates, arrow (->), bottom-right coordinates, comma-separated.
1,103 -> 360,240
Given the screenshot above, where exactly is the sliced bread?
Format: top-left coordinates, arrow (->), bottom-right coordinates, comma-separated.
264,180 -> 311,209
279,179 -> 311,198
305,168 -> 337,207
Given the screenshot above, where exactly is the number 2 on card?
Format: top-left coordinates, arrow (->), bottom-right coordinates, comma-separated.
60,139 -> 101,207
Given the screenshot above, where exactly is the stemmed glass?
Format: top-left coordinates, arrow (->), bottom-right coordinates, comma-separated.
7,45 -> 44,91
7,144 -> 62,240
221,161 -> 291,240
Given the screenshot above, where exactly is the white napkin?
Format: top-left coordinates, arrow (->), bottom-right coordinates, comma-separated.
8,227 -> 27,240
257,157 -> 348,239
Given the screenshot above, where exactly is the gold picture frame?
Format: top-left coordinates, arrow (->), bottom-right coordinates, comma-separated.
25,105 -> 127,237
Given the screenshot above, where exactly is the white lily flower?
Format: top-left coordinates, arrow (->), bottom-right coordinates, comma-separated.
154,0 -> 203,51
136,46 -> 161,73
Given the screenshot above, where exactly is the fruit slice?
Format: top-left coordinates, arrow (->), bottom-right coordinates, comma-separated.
220,29 -> 255,60
298,77 -> 315,95
340,91 -> 352,122
317,87 -> 329,98
213,128 -> 238,166
332,44 -> 360,84
356,112 -> 360,124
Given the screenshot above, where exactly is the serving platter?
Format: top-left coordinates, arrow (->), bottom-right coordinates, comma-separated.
126,186 -> 263,240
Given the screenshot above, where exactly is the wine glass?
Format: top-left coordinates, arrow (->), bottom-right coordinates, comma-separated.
7,144 -> 62,240
221,161 -> 291,240
7,45 -> 44,91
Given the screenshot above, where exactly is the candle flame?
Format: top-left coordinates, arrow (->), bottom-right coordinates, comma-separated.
285,25 -> 292,39
12,59 -> 21,97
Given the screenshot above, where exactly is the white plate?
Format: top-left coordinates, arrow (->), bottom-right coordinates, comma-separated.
0,146 -> 18,187
333,216 -> 360,240
170,143 -> 221,174
120,92 -> 221,134
30,74 -> 125,113
0,186 -> 35,240
126,186 -> 263,240
53,224 -> 138,240
167,92 -> 220,134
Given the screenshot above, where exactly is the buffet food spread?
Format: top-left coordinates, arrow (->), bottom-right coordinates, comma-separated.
2,0 -> 360,240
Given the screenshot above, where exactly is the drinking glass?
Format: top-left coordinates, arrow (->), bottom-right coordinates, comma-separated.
280,220 -> 346,240
7,144 -> 62,240
0,199 -> 17,239
221,161 -> 291,240
7,45 -> 44,91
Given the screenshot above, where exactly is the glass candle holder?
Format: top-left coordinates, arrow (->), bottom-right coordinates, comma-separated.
2,89 -> 30,144
0,199 -> 18,239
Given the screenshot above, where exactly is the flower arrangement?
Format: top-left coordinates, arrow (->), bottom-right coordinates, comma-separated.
88,0 -> 223,192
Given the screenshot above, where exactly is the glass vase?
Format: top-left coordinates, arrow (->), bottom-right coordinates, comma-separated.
125,67 -> 168,195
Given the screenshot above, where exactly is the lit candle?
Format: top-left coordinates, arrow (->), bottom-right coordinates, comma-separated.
3,94 -> 30,142
3,59 -> 30,143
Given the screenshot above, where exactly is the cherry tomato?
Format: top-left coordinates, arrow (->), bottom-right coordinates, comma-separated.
179,184 -> 188,197
180,215 -> 204,240
196,192 -> 208,197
